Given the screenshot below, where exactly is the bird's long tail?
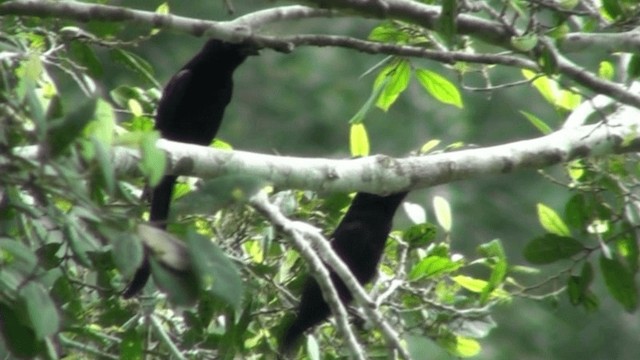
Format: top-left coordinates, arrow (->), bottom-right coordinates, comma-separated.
122,175 -> 177,298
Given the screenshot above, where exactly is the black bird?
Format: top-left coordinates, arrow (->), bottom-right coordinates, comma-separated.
280,191 -> 408,354
122,39 -> 256,298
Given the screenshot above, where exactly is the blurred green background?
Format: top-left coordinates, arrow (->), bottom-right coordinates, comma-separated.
91,1 -> 639,359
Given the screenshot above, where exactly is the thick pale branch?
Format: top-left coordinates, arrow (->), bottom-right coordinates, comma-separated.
110,117 -> 640,195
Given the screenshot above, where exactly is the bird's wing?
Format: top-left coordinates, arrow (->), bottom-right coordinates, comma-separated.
155,69 -> 192,135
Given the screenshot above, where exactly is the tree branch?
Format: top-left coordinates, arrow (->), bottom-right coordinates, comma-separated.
250,192 -> 366,360
4,1 -> 640,108
250,192 -> 411,359
102,114 -> 640,195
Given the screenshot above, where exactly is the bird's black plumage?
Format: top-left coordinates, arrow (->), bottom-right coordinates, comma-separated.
280,191 -> 408,353
122,39 -> 255,298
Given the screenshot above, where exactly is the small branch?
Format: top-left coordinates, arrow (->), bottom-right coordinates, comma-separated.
560,31 -> 640,54
150,314 -> 187,360
250,192 -> 366,360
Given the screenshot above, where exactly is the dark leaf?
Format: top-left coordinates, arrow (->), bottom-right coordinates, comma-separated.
149,257 -> 199,307
0,302 -> 42,358
600,255 -> 638,312
19,282 -> 60,340
523,234 -> 584,264
187,231 -> 244,311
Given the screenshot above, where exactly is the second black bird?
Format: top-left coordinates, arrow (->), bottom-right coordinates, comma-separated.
280,191 -> 408,354
123,39 -> 255,298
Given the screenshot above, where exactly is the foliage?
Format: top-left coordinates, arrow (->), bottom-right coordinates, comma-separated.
1,0 -> 640,359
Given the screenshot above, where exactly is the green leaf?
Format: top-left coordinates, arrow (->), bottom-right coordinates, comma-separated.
374,59 -> 411,111
523,234 -> 584,264
149,257 -> 199,306
173,175 -> 266,216
602,0 -> 623,19
537,203 -> 571,236
402,223 -> 437,248
617,233 -> 639,273
440,335 -> 482,358
46,99 -> 97,158
92,138 -> 115,194
600,255 -> 638,312
349,123 -> 370,157
137,224 -> 190,272
409,256 -> 461,280
349,75 -> 386,124
19,282 -> 60,340
110,231 -> 144,279
419,139 -> 441,154
415,69 -> 463,108
0,302 -> 42,358
433,196 -> 452,232
477,239 -> 508,303
139,131 -> 166,187
627,54 -> 640,79
451,275 -> 510,299
186,231 -> 244,311
598,61 -> 615,80
520,110 -> 552,134
110,48 -> 157,85
69,41 -> 103,78
510,33 -> 538,51
120,328 -> 143,360
368,21 -> 410,43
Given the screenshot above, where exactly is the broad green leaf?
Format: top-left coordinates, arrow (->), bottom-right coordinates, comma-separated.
402,223 -> 437,248
440,335 -> 482,358
602,0 -> 623,19
47,99 -> 97,158
19,282 -> 60,340
149,257 -> 199,306
520,110 -> 552,134
510,33 -> 538,51
212,138 -> 233,150
368,21 -> 410,43
0,302 -> 42,358
415,69 -> 463,108
558,0 -> 579,9
537,203 -> 571,236
478,239 -> 508,303
403,202 -> 427,224
173,175 -> 266,216
600,255 -> 638,312
409,256 -> 461,280
349,123 -> 370,157
451,275 -> 510,299
523,234 -> 584,264
139,131 -> 166,187
128,98 -> 144,117
84,99 -> 115,146
523,69 -> 558,106
69,41 -> 103,78
617,234 -> 639,273
557,89 -> 581,110
420,139 -> 441,154
120,328 -> 143,360
110,48 -> 157,86
110,231 -> 143,279
349,76 -> 387,124
374,59 -> 411,111
91,138 -> 115,194
137,224 -> 190,272
433,196 -> 452,232
599,61 -> 615,80
627,54 -> 640,79
186,231 -> 244,311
